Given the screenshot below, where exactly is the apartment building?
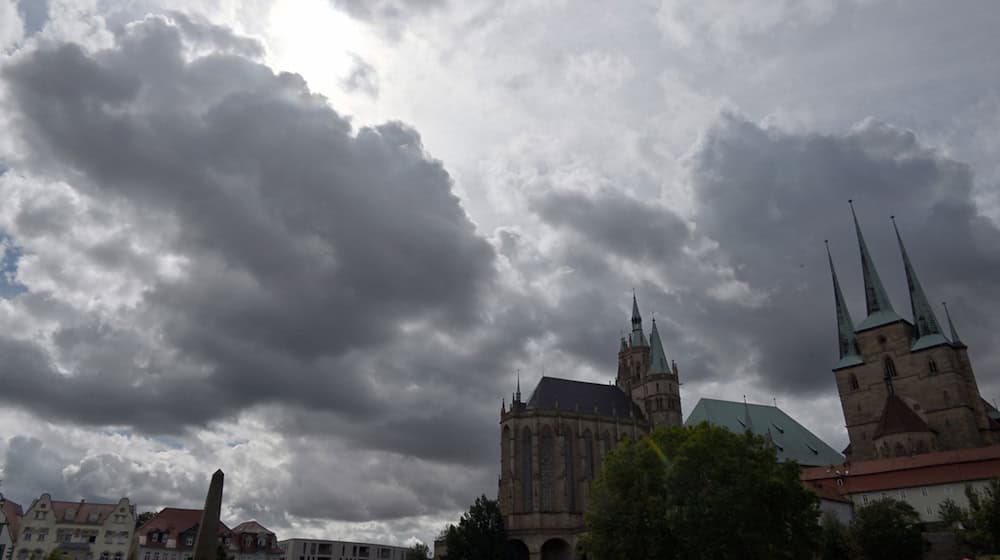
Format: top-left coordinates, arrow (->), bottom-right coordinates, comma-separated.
13,494 -> 135,560
278,538 -> 408,560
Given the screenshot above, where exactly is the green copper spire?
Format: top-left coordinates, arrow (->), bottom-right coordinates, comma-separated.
850,200 -> 902,331
648,318 -> 670,374
827,241 -> 863,369
942,301 -> 966,348
891,216 -> 948,351
629,293 -> 648,347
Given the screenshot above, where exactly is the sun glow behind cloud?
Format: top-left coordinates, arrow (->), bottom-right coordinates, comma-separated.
264,0 -> 380,114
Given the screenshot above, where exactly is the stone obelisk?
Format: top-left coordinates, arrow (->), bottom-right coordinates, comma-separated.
192,469 -> 225,560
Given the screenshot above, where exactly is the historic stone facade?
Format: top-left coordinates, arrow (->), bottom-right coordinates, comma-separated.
828,206 -> 999,462
497,297 -> 681,560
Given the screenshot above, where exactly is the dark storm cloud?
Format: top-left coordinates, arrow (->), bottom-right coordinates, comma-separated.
534,188 -> 691,262
684,113 -> 1000,394
0,13 -> 496,449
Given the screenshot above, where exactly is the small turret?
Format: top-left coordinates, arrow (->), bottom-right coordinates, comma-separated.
827,240 -> 863,369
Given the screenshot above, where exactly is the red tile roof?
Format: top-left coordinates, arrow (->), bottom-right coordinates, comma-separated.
139,508 -> 231,548
801,444 -> 1000,497
48,500 -> 133,524
2,498 -> 24,538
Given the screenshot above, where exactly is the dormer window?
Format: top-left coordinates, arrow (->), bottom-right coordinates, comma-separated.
65,510 -> 76,521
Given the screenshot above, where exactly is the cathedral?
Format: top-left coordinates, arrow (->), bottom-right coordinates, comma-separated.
497,296 -> 681,560
828,203 -> 1000,461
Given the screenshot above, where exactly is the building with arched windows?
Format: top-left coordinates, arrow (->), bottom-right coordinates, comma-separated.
826,205 -> 1000,462
497,296 -> 682,560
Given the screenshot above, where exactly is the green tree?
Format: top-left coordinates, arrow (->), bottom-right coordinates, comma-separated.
405,542 -> 430,560
441,495 -> 505,560
135,511 -> 156,529
850,498 -> 924,560
44,550 -> 62,560
584,424 -> 820,560
939,479 -> 1000,554
818,512 -> 852,560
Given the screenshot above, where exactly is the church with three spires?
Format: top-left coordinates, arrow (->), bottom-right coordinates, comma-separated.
827,202 -> 1000,461
489,202 -> 1000,560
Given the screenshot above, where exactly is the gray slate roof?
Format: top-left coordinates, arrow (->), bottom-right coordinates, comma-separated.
685,398 -> 844,467
527,376 -> 644,419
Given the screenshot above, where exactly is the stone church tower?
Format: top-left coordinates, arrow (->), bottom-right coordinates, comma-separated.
828,203 -> 998,461
497,296 -> 682,560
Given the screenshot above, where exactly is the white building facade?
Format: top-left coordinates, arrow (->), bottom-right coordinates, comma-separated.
278,539 -> 408,560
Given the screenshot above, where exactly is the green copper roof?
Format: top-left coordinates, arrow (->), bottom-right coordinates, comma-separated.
833,354 -> 864,370
943,301 -> 966,348
685,398 -> 844,467
910,333 -> 951,352
850,201 -> 901,325
648,319 -> 670,374
855,310 -> 906,332
893,217 -> 944,344
827,241 -> 861,364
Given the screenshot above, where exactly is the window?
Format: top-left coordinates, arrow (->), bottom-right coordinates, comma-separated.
185,536 -> 194,546
66,510 -> 76,521
106,531 -> 114,544
862,495 -> 869,504
155,553 -> 161,560
115,553 -> 123,560
929,359 -> 938,374
35,511 -> 46,520
145,553 -> 151,560
921,488 -> 928,496
884,356 -> 897,378
850,374 -> 859,390
358,546 -> 369,558
118,532 -> 128,544
37,530 -> 48,542
899,490 -> 906,499
22,529 -> 32,542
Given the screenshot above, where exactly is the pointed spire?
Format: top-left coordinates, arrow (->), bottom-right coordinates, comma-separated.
942,301 -> 966,348
827,240 -> 862,368
648,318 -> 671,374
850,200 -> 901,330
892,217 -> 943,344
515,369 -> 521,402
742,396 -> 754,432
629,292 -> 648,347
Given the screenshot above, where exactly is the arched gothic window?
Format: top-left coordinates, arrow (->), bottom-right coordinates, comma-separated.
520,428 -> 533,512
583,430 -> 595,479
850,374 -> 859,391
929,359 -> 938,374
884,356 -> 897,378
539,426 -> 556,511
563,427 -> 576,512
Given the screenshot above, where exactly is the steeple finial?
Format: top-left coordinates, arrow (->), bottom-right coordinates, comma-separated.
648,317 -> 670,374
942,301 -> 966,348
850,201 -> 900,329
742,395 -> 754,432
827,240 -> 861,364
629,293 -> 648,347
515,369 -> 521,402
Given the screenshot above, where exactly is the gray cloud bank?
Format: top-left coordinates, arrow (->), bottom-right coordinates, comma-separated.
2,5 -> 1000,545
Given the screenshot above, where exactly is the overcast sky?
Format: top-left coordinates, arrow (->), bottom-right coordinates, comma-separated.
2,0 -> 1000,548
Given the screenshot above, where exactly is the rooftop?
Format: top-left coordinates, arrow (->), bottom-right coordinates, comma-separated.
685,398 -> 844,467
526,376 -> 644,419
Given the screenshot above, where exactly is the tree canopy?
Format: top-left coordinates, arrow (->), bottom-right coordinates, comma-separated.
404,542 -> 430,560
940,479 -> 1000,554
851,498 -> 924,560
441,495 -> 506,560
584,424 -> 820,560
